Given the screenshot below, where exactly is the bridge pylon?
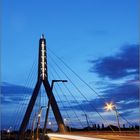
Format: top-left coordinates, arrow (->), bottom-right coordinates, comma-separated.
19,34 -> 67,140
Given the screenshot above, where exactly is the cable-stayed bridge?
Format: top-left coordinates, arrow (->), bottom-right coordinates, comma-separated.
1,35 -> 139,140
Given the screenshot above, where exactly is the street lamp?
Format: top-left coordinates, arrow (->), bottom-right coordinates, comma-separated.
7,129 -> 10,139
31,113 -> 37,140
36,106 -> 46,140
48,121 -> 52,131
7,126 -> 12,139
43,79 -> 68,139
104,102 -> 121,132
48,121 -> 52,125
82,114 -> 90,130
104,102 -> 114,111
51,80 -> 68,89
64,118 -> 71,132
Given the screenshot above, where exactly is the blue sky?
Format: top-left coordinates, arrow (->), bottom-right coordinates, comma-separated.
1,0 -> 139,130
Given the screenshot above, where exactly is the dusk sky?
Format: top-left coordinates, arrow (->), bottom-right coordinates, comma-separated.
1,0 -> 139,130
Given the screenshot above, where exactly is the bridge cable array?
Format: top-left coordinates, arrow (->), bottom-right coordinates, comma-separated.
8,47 -> 138,133
48,48 -> 138,130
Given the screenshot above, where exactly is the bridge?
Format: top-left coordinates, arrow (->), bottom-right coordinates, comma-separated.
1,35 -> 139,140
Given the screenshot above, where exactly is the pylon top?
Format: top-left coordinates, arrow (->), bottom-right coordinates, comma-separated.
41,34 -> 45,39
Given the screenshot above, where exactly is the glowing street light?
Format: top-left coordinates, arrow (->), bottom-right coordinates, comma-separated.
64,118 -> 71,132
104,102 -> 121,132
48,121 -> 52,125
7,129 -> 10,133
104,102 -> 115,111
64,118 -> 67,122
7,126 -> 12,138
48,121 -> 53,131
64,118 -> 68,127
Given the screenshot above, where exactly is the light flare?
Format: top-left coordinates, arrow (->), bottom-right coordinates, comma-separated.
104,102 -> 115,111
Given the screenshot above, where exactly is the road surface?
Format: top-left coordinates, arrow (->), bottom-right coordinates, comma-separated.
48,133 -> 140,140
48,133 -> 108,140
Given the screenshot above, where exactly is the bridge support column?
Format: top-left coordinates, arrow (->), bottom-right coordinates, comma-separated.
18,35 -> 67,140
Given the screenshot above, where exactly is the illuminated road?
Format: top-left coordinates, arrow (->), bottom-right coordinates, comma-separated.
48,134 -> 108,140
47,133 -> 140,140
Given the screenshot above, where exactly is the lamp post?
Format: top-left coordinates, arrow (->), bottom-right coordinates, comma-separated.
7,129 -> 10,139
51,80 -> 68,90
64,118 -> 71,132
36,106 -> 46,140
82,114 -> 90,130
31,113 -> 37,140
48,121 -> 52,131
43,80 -> 68,139
113,106 -> 121,132
7,126 -> 12,139
104,102 -> 121,132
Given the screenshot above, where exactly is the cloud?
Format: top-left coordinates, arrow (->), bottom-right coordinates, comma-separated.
64,81 -> 139,119
89,44 -> 139,79
1,80 -> 139,126
102,83 -> 139,102
1,82 -> 33,104
119,110 -> 133,117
